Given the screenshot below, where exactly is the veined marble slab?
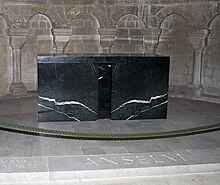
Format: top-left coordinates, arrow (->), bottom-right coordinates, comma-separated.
37,56 -> 169,122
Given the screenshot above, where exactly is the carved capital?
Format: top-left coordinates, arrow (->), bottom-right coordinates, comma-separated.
99,28 -> 117,53
53,29 -> 72,53
187,29 -> 210,50
10,29 -> 29,49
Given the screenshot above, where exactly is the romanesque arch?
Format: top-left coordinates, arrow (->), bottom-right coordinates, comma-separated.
66,13 -> 101,53
116,14 -> 145,29
156,6 -> 189,28
111,14 -> 145,54
160,13 -> 187,29
157,14 -> 193,88
71,13 -> 100,35
27,14 -> 53,29
21,14 -> 54,91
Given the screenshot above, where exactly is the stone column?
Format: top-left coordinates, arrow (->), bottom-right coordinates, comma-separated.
98,28 -> 117,55
53,29 -> 72,54
143,28 -> 162,55
9,29 -> 28,94
187,29 -> 209,96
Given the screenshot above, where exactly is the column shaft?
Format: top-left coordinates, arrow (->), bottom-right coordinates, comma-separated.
193,49 -> 202,86
9,29 -> 28,94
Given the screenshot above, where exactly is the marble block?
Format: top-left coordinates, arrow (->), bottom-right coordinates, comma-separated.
110,57 -> 169,120
37,56 -> 169,122
38,57 -> 99,122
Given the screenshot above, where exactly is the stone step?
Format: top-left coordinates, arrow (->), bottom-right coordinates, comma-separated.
2,172 -> 220,185
1,163 -> 220,184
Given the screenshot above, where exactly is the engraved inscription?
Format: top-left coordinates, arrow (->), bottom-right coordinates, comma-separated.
81,153 -> 188,167
0,159 -> 33,169
82,158 -> 98,166
162,154 -> 188,162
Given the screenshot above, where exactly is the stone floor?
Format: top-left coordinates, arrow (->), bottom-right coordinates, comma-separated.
4,172 -> 220,185
0,95 -> 220,157
0,95 -> 220,184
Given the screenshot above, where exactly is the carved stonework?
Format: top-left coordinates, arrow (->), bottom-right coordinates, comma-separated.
187,29 -> 210,96
13,17 -> 25,28
9,28 -> 28,95
99,28 -> 117,54
187,29 -> 209,50
143,28 -> 162,55
53,29 -> 72,53
0,0 -> 219,99
10,28 -> 29,49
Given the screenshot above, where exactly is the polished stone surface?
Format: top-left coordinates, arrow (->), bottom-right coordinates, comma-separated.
38,59 -> 99,122
37,56 -> 169,121
110,57 -> 169,120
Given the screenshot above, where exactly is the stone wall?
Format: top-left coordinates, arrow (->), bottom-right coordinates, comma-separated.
203,15 -> 220,97
0,0 -> 219,99
0,16 -> 12,95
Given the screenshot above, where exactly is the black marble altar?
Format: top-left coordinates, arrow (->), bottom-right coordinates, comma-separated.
37,56 -> 169,122
98,64 -> 112,119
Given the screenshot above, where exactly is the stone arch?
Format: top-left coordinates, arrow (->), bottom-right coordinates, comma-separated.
27,12 -> 55,28
157,6 -> 189,28
0,15 -> 12,95
27,14 -> 52,30
157,14 -> 193,89
0,13 -> 12,29
66,13 -> 101,53
207,14 -> 220,33
71,13 -> 100,35
111,14 -> 145,54
66,7 -> 97,25
116,14 -> 145,29
202,15 -> 220,97
160,13 -> 188,29
21,14 -> 54,91
66,7 -> 82,21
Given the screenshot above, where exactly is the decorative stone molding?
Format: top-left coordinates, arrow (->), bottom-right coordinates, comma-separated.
10,29 -> 29,49
187,29 -> 210,97
53,29 -> 72,53
99,28 -> 117,54
9,28 -> 29,95
187,29 -> 209,50
0,1 -> 218,99
143,28 -> 161,55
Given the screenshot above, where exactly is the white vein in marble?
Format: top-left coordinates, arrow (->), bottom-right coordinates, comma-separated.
126,100 -> 168,120
111,93 -> 168,113
98,76 -> 103,80
38,95 -> 97,114
38,103 -> 80,122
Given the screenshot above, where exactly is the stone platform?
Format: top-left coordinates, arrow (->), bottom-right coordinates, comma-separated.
0,95 -> 220,184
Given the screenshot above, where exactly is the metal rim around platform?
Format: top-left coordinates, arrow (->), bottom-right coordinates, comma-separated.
0,120 -> 220,140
